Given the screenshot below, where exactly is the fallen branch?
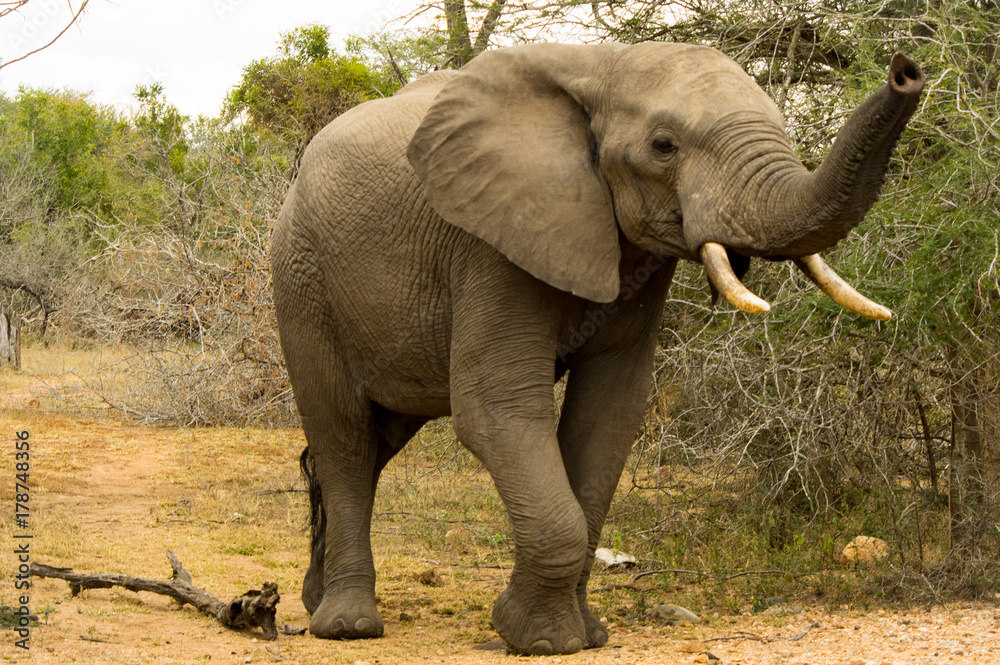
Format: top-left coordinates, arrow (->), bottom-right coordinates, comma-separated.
704,622 -> 820,645
31,551 -> 281,640
704,631 -> 765,644
789,621 -> 820,641
79,634 -> 116,644
630,568 -> 789,585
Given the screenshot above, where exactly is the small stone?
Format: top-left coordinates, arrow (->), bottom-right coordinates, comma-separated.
645,604 -> 702,625
593,547 -> 637,570
682,640 -> 706,653
694,655 -> 709,664
600,616 -> 609,625
839,535 -> 889,566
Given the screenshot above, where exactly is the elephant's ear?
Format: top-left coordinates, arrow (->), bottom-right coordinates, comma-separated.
407,44 -> 620,303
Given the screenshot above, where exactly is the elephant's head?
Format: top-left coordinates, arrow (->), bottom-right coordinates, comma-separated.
407,43 -> 924,318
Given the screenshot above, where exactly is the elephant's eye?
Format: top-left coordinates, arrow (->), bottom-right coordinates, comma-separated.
652,138 -> 678,155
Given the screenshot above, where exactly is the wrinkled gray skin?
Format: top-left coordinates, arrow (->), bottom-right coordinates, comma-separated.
270,43 -> 923,655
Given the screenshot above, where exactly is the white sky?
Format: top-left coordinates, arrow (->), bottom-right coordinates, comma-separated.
0,0 -> 425,117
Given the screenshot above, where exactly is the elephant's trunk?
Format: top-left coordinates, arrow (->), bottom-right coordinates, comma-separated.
692,53 -> 924,320
760,52 -> 925,257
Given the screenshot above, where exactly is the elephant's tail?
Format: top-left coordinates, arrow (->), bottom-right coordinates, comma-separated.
299,446 -> 325,550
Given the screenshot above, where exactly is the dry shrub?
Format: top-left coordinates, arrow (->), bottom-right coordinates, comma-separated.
67,220 -> 295,426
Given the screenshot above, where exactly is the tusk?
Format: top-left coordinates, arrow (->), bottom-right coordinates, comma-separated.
700,242 -> 771,314
793,254 -> 892,321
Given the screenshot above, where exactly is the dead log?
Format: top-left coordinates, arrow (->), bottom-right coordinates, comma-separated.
0,309 -> 20,370
30,551 -> 281,640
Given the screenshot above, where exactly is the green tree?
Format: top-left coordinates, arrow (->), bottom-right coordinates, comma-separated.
226,24 -> 400,153
345,29 -> 448,83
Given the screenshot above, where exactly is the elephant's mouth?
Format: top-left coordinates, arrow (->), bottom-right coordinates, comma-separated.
700,242 -> 892,321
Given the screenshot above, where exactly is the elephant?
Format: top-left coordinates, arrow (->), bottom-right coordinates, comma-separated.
270,42 -> 924,655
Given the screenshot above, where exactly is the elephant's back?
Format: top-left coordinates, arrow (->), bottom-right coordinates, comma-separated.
272,73 -> 462,416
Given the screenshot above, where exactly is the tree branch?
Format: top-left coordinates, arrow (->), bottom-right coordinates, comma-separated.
31,551 -> 281,640
473,0 -> 506,55
443,0 -> 473,67
0,1 -> 91,70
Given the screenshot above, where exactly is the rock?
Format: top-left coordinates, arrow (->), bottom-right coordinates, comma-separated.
645,604 -> 701,625
594,547 -> 637,570
839,535 -> 889,566
753,596 -> 786,613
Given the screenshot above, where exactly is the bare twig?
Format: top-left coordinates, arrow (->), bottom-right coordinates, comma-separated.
629,568 -> 788,585
31,551 -> 281,640
0,1 -> 91,70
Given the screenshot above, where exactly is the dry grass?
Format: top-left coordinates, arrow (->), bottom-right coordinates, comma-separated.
2,346 -> 999,664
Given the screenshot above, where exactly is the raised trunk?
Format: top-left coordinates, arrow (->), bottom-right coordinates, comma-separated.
690,54 -> 924,260
694,54 -> 923,318
761,53 -> 924,257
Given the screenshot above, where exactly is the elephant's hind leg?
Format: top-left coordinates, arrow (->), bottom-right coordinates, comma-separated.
298,391 -> 387,640
300,405 -> 422,618
277,329 -> 386,638
273,232 -> 392,638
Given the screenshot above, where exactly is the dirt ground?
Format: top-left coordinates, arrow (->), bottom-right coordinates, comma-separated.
2,352 -> 999,665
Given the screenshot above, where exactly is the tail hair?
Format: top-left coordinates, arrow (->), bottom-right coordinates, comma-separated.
299,446 -> 325,548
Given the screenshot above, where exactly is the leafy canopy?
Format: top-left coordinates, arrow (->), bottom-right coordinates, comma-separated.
226,24 -> 402,148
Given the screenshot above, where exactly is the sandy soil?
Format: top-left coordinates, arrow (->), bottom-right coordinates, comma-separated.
1,389 -> 998,664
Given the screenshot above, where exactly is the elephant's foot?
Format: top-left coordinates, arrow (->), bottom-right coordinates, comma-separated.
579,600 -> 608,648
309,588 -> 384,640
492,584 -> 586,655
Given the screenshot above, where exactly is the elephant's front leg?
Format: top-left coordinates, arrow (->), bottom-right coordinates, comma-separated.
450,292 -> 589,655
558,270 -> 674,648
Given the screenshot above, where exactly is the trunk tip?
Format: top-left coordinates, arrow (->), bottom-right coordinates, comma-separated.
890,52 -> 924,95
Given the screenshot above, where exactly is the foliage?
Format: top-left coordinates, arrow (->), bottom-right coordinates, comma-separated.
614,0 -> 1000,592
225,24 -> 401,152
1,4 -> 996,600
345,29 -> 448,82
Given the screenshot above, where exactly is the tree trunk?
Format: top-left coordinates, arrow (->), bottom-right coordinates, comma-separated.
0,310 -> 20,370
949,368 -> 984,555
445,0 -> 507,67
444,0 -> 473,67
912,387 -> 939,495
473,0 -> 507,55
